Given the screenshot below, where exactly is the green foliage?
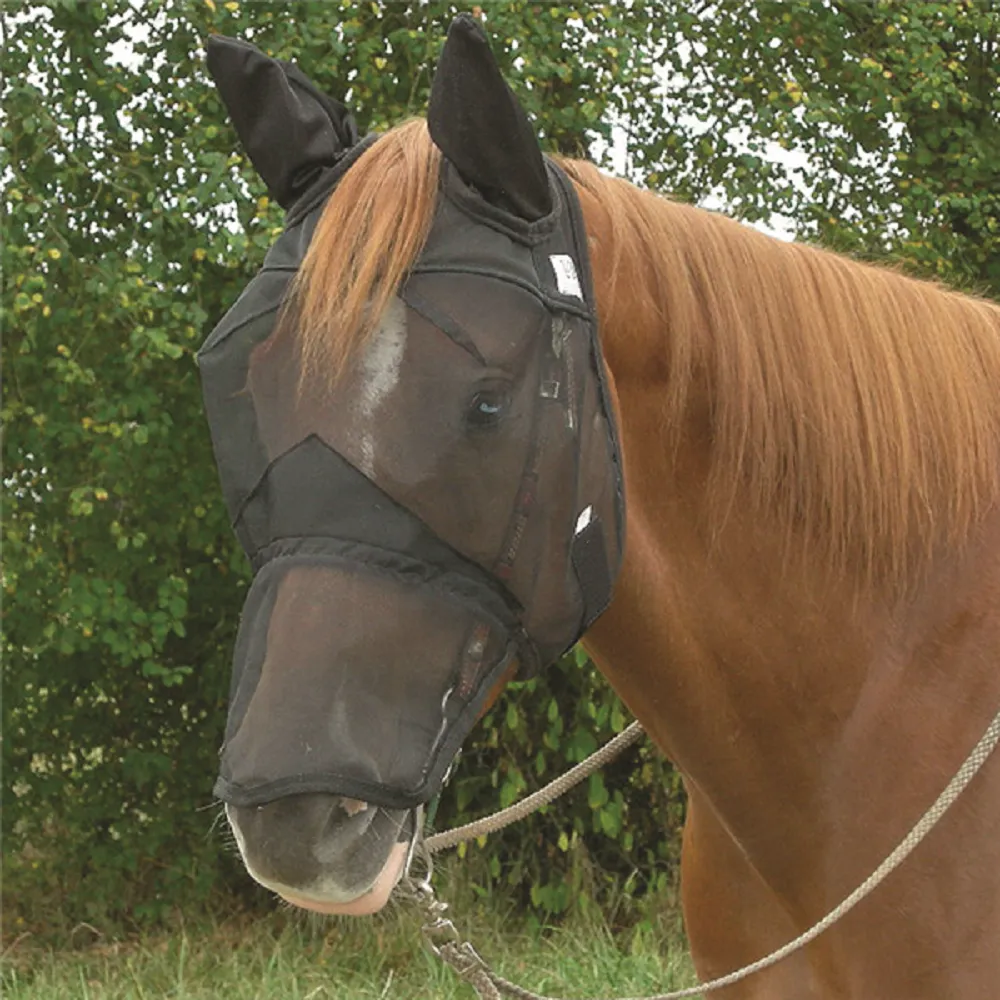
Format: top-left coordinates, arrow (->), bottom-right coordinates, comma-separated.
633,0 -> 1000,296
429,650 -> 684,921
4,0 -> 255,934
4,0 -> 996,937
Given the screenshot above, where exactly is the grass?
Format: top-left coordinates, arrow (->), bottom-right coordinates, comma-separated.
2,879 -> 699,999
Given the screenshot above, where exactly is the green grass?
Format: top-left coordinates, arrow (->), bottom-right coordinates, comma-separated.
2,884 -> 699,999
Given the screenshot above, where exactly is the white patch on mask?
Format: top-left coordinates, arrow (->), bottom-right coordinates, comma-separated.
356,297 -> 407,476
550,254 -> 583,299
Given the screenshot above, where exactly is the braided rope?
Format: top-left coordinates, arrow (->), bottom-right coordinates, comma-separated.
438,942 -> 503,1000
425,721 -> 645,854
419,708 -> 1000,1000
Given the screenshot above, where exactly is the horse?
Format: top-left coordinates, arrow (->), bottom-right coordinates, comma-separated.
201,19 -> 1000,999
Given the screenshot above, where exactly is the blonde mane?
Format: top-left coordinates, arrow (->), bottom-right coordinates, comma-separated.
287,119 -> 442,384
562,158 -> 1000,586
291,119 -> 1000,588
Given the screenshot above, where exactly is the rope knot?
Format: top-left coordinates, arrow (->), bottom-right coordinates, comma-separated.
438,941 -> 501,1000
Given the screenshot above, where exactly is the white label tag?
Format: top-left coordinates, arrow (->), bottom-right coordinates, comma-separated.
550,254 -> 583,300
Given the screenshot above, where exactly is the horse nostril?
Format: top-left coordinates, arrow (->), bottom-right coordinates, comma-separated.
339,797 -> 369,817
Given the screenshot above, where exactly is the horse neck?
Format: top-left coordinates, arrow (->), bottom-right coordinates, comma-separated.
583,372 -> 880,803
581,274 -> 1000,902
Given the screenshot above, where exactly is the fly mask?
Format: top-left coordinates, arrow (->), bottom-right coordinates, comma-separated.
199,16 -> 625,815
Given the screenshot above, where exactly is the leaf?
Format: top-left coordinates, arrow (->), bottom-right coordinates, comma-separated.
587,772 -> 609,810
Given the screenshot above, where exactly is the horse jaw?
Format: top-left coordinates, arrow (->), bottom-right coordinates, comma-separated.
274,839 -> 410,915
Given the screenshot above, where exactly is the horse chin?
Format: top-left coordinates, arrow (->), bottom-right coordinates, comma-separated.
225,797 -> 414,917
275,839 -> 411,915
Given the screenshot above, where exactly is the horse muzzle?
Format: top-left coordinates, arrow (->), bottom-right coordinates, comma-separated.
226,795 -> 416,914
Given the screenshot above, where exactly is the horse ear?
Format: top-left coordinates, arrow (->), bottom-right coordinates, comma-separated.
427,15 -> 551,221
206,35 -> 359,210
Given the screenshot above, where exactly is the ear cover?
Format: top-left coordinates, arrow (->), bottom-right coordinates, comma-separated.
206,35 -> 360,210
427,14 -> 552,221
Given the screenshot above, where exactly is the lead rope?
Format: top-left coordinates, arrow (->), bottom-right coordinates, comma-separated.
424,722 -> 645,854
400,707 -> 1000,1000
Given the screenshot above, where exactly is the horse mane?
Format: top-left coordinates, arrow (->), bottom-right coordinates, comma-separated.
288,119 -> 442,385
291,118 -> 1000,589
560,158 -> 1000,588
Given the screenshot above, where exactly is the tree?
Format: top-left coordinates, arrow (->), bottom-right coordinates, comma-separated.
631,0 -> 999,295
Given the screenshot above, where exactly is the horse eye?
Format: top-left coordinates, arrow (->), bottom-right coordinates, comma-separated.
467,388 -> 510,429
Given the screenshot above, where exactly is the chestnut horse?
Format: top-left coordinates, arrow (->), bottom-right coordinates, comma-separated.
226,117 -> 1000,999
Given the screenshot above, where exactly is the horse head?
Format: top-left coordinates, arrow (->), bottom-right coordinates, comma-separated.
199,16 -> 624,913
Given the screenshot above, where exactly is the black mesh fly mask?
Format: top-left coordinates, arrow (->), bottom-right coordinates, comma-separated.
199,21 -> 624,813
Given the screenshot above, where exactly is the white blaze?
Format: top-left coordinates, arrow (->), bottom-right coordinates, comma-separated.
357,297 -> 407,476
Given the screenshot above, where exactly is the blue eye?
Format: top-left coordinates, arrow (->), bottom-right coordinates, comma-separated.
467,388 -> 510,428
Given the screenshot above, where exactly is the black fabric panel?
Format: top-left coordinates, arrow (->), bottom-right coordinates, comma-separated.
206,35 -> 358,210
235,435 -> 525,625
437,160 -> 559,248
252,535 -> 523,635
280,60 -> 358,149
548,163 -> 627,554
427,14 -> 551,221
283,133 -> 380,227
571,516 -> 613,632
